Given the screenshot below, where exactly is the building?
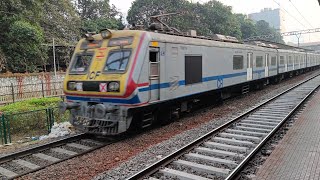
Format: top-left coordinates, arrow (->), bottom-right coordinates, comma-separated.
249,8 -> 286,33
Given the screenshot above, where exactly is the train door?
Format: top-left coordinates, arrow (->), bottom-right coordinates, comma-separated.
148,47 -> 160,102
265,53 -> 269,77
285,55 -> 288,72
247,52 -> 253,81
276,50 -> 279,74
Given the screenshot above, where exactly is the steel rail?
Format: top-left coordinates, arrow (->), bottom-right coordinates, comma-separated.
225,83 -> 320,179
0,133 -> 87,164
0,133 -> 117,179
126,73 -> 320,180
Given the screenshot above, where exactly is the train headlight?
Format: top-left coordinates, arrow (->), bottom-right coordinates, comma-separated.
100,29 -> 112,39
76,82 -> 83,91
108,81 -> 120,92
67,82 -> 77,91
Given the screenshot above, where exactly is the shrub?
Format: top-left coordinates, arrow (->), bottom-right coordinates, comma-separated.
0,97 -> 61,113
0,97 -> 69,142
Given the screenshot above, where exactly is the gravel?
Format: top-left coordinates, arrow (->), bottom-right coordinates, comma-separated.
237,92 -> 313,179
16,70 -> 319,180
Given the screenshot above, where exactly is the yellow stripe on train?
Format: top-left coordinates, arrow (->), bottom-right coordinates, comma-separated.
63,30 -> 145,97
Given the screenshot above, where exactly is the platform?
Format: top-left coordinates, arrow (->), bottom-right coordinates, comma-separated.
255,89 -> 320,180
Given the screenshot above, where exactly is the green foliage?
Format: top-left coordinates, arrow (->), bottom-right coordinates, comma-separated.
83,17 -> 120,32
235,14 -> 257,39
127,0 -> 284,41
76,0 -> 124,32
1,20 -> 47,73
0,97 -> 69,140
0,97 -> 61,114
40,0 -> 81,44
0,0 -> 124,73
0,49 -> 6,72
255,20 -> 284,43
128,0 -> 241,38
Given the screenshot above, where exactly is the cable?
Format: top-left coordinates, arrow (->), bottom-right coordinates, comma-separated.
288,0 -> 314,28
272,0 -> 307,29
288,0 -> 320,42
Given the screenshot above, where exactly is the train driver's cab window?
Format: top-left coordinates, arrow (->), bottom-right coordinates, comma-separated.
233,55 -> 244,70
185,56 -> 202,85
271,56 -> 277,66
256,56 -> 263,67
104,50 -> 131,72
70,53 -> 93,74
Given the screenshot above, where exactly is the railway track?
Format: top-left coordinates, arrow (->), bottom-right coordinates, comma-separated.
0,133 -> 116,179
127,74 -> 320,180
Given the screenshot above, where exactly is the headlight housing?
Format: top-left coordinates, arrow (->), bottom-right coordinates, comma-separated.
76,82 -> 83,91
67,82 -> 77,91
100,29 -> 112,39
108,81 -> 120,92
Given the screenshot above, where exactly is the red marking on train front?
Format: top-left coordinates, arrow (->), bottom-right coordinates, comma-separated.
138,82 -> 149,87
99,83 -> 107,92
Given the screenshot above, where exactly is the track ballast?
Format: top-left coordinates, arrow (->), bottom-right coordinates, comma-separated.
0,133 -> 114,179
127,74 -> 320,180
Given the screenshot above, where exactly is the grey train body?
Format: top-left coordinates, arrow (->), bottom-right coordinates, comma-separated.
64,31 -> 320,135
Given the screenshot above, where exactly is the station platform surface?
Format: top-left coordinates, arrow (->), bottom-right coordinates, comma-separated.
255,89 -> 320,180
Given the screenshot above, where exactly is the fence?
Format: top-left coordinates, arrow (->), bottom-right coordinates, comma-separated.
0,80 -> 64,105
0,108 -> 69,144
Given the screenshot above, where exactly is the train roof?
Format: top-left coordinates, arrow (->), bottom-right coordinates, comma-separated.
144,30 -> 274,52
88,29 -> 319,54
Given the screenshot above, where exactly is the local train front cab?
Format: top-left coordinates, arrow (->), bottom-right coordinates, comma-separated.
60,29 -> 147,135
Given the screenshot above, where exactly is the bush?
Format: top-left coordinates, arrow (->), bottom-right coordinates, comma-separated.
0,97 -> 69,142
0,97 -> 61,114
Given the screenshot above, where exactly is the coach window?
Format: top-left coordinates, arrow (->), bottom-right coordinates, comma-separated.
233,55 -> 244,70
271,56 -> 277,66
256,56 -> 263,67
280,56 -> 284,65
185,56 -> 202,85
288,56 -> 292,65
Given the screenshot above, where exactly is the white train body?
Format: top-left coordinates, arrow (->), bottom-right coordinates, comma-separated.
61,30 -> 320,135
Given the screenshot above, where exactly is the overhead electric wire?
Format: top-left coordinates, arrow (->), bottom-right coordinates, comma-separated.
272,0 -> 307,29
288,0 -> 314,28
287,0 -> 320,41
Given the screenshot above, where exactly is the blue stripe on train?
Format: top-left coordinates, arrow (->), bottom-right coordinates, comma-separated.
139,71 -> 249,92
66,94 -> 141,104
67,69 -> 274,104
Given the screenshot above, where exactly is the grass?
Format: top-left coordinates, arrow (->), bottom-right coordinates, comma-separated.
0,97 -> 70,143
0,97 -> 61,114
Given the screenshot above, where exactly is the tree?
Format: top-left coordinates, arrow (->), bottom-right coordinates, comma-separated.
2,20 -> 47,72
75,0 -> 124,32
255,20 -> 284,43
235,14 -> 257,40
40,0 -> 80,44
127,0 -> 241,38
0,49 -> 6,72
0,0 -> 47,73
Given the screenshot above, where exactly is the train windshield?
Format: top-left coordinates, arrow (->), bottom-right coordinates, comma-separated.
70,54 -> 93,74
104,50 -> 131,72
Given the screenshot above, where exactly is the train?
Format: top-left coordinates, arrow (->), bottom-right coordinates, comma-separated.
59,27 -> 320,136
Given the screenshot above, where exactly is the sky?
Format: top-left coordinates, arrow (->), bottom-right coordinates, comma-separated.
110,0 -> 320,44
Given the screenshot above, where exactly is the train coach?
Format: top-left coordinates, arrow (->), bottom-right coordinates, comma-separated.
59,28 -> 320,135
